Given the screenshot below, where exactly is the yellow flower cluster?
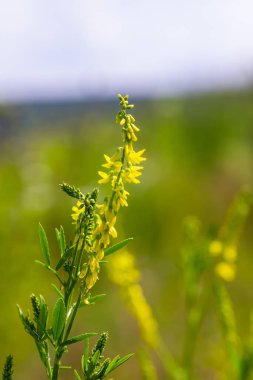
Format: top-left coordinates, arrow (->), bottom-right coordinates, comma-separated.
108,250 -> 159,349
71,95 -> 146,290
71,200 -> 85,224
209,239 -> 237,281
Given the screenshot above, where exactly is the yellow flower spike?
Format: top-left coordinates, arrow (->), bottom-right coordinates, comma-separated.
88,95 -> 145,291
215,262 -> 236,282
108,251 -> 159,349
224,245 -> 237,262
209,240 -> 223,256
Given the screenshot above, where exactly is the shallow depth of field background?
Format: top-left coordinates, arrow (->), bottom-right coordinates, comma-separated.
1,1 -> 253,379
1,92 -> 253,379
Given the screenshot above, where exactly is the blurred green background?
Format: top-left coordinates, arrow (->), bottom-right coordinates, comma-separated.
1,90 -> 253,379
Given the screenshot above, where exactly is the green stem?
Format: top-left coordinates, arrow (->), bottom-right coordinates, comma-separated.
156,339 -> 188,380
109,144 -> 126,210
52,350 -> 61,380
64,290 -> 83,341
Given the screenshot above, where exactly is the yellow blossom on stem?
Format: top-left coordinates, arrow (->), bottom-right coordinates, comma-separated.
98,171 -> 110,184
85,94 -> 146,291
71,200 -> 85,224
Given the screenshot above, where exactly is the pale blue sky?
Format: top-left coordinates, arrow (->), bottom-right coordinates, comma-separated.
1,0 -> 253,101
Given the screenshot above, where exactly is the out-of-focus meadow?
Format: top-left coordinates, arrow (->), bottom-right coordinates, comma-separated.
1,90 -> 253,379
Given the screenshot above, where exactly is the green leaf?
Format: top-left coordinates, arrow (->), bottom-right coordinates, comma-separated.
89,294 -> 106,304
87,350 -> 100,375
61,333 -> 97,347
38,295 -> 48,335
104,238 -> 133,257
38,223 -> 51,265
16,305 -> 38,339
16,304 -> 26,330
2,354 -> 14,380
35,260 -> 47,269
79,294 -> 106,308
56,226 -> 66,258
55,244 -> 74,271
82,335 -> 90,373
74,369 -> 82,380
105,353 -> 133,375
52,298 -> 66,342
51,283 -> 64,299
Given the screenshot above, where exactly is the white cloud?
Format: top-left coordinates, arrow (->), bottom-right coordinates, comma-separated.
1,0 -> 253,101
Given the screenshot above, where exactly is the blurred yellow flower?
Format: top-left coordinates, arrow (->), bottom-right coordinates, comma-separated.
209,240 -> 223,256
223,245 -> 237,262
215,262 -> 236,282
108,251 -> 159,348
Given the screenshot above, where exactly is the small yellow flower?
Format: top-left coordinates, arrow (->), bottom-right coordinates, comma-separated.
102,154 -> 122,171
209,240 -> 223,256
215,262 -> 236,282
123,167 -> 143,184
127,149 -> 146,164
109,225 -> 117,238
98,171 -> 111,184
224,245 -> 237,262
71,200 -> 85,223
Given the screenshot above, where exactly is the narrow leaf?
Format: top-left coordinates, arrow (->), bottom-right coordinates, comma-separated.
56,244 -> 74,271
59,226 -> 66,257
38,295 -> 48,334
51,284 -> 64,299
35,260 -> 47,269
104,237 -> 133,257
105,355 -> 120,375
105,354 -> 133,376
89,294 -> 106,304
56,226 -> 66,258
79,294 -> 106,308
82,335 -> 90,373
61,333 -> 97,347
52,298 -> 66,342
74,369 -> 82,380
110,353 -> 134,372
38,223 -> 51,265
2,354 -> 14,380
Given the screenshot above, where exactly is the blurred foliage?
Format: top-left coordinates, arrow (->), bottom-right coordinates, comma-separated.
0,89 -> 253,379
